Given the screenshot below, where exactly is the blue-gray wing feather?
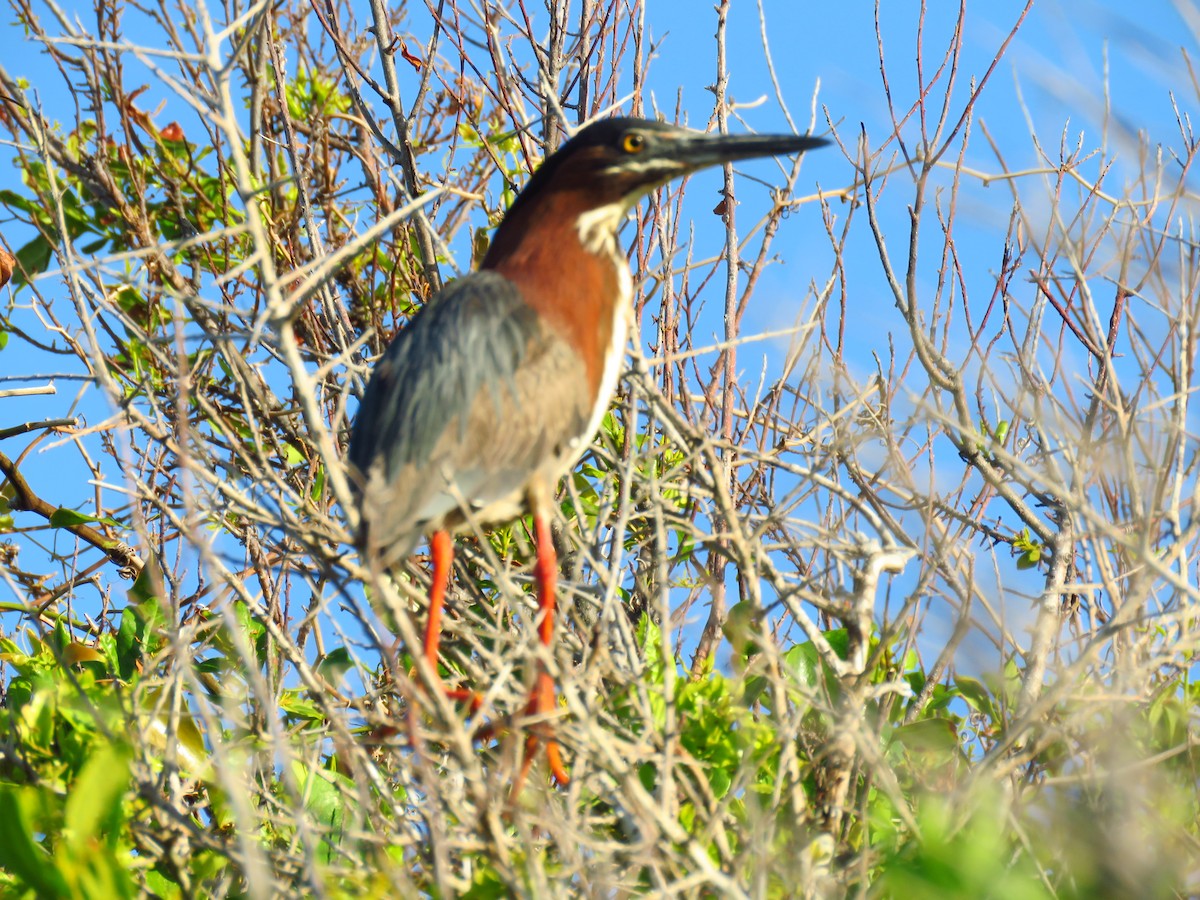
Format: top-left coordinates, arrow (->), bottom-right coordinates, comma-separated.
350,272 -> 533,475
348,271 -> 591,563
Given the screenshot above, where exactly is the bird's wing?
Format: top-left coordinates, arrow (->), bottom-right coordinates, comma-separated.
349,271 -> 592,563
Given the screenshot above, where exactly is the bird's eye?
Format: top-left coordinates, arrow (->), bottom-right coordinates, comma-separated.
621,132 -> 646,154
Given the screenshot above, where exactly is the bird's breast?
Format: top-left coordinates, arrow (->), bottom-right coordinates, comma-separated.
569,249 -> 631,463
483,189 -> 636,491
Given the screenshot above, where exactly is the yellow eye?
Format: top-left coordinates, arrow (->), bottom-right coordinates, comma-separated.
622,132 -> 646,154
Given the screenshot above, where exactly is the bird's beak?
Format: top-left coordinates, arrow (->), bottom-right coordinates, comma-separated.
657,128 -> 828,172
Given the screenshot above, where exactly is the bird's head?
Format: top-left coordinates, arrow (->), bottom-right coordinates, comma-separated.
483,117 -> 827,267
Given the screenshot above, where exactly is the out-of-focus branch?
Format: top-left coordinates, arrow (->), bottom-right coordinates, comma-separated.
0,450 -> 143,577
0,417 -> 74,439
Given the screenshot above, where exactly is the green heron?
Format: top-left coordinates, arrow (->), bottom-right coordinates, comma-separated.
349,116 -> 826,787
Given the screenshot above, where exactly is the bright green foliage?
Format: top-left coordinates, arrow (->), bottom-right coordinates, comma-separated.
3,549 -> 1197,896
1,120 -> 240,291
281,66 -> 352,122
0,631 -> 139,898
1014,528 -> 1043,570
874,789 -> 1053,900
459,121 -> 529,213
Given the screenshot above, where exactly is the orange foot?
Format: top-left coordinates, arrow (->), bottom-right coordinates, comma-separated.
509,669 -> 569,798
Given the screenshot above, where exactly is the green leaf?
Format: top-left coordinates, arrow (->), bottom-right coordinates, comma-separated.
953,675 -> 997,722
13,235 -> 53,287
128,564 -> 159,605
49,507 -> 123,529
722,601 -> 761,662
637,614 -> 665,681
316,647 -> 353,684
291,761 -> 354,864
281,441 -> 304,465
0,188 -> 40,214
142,869 -> 181,898
823,628 -> 851,659
115,607 -> 144,680
0,788 -> 71,898
742,674 -> 768,706
783,628 -> 850,691
784,641 -> 821,689
64,744 -> 131,850
310,463 -> 326,502
279,690 -> 324,721
708,767 -> 732,799
890,717 -> 960,753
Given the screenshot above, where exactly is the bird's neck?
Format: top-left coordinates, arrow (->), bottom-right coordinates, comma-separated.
482,191 -> 632,396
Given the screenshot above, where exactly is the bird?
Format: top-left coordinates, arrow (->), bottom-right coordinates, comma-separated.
348,116 -> 827,788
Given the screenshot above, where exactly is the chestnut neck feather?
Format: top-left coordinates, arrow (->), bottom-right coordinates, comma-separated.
481,188 -> 627,398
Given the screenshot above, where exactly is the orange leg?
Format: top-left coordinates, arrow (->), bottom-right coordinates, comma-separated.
519,512 -> 569,787
423,530 -> 453,667
423,523 -> 567,790
422,530 -> 478,709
